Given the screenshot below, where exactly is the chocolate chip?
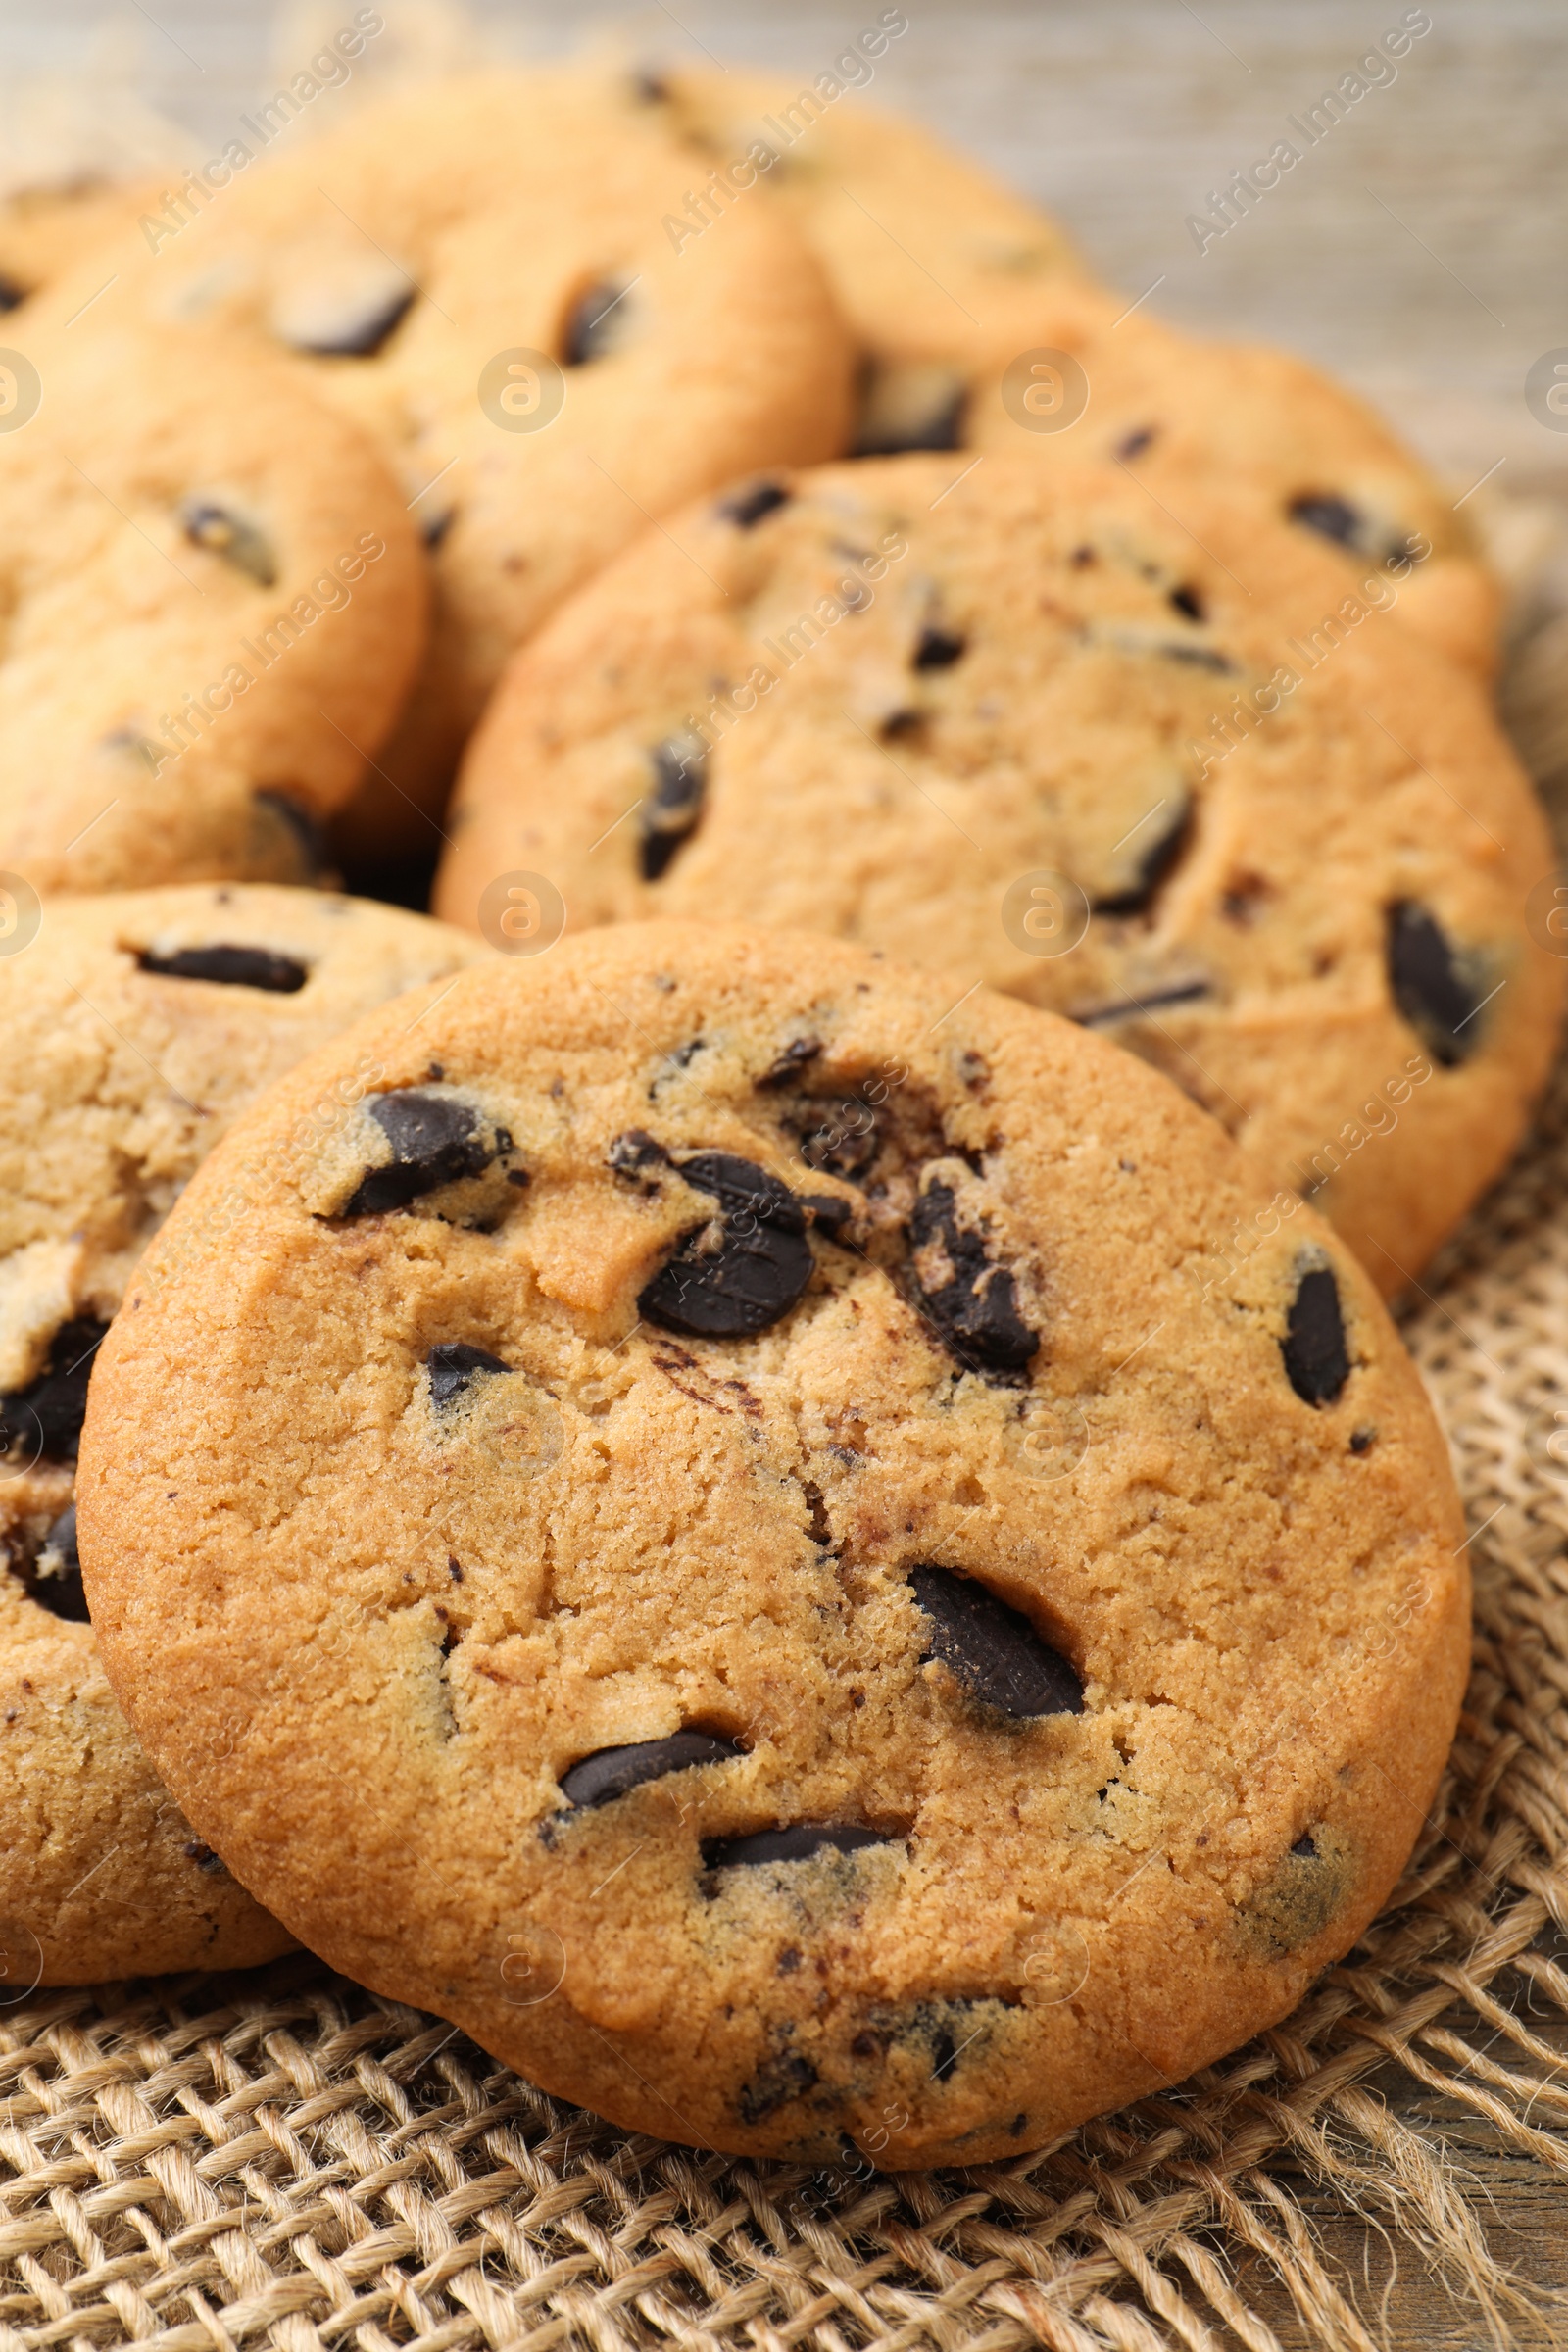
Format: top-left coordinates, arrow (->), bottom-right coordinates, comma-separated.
1116,426 -> 1155,460
561,1731 -> 744,1809
182,1840 -> 226,1875
180,500 -> 278,588
640,1153 -> 813,1338
342,1092 -> 495,1217
562,278 -> 632,365
630,67 -> 670,103
906,1178 -> 1038,1381
737,2048 -> 818,2123
1094,797 -> 1193,916
639,734 -> 708,881
0,1320 -> 108,1461
1070,979 -> 1210,1027
0,272 -> 25,313
1349,1425 -> 1377,1455
1288,492 -> 1362,551
1168,583 -> 1204,621
1160,643 -> 1236,673
913,625 -> 966,670
879,709 -> 926,743
759,1036 -> 821,1088
1291,1832 -> 1317,1858
800,1193 -> 854,1238
718,479 -> 791,527
427,1343 -> 511,1405
422,508 -> 456,549
703,1823 -> 893,1871
24,1505 -> 89,1622
908,1565 -> 1082,1718
608,1128 -> 667,1180
1387,901 -> 1485,1066
931,2027 -> 958,2080
1282,1265 -> 1349,1406
285,284 -> 415,358
137,944 -> 307,994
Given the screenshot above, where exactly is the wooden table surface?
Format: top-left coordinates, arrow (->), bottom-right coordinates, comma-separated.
2,5 -> 1566,2343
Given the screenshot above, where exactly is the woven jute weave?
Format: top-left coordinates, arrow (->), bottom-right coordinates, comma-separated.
6,532 -> 1568,2352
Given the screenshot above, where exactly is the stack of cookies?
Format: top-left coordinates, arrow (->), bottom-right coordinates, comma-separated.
0,50 -> 1558,2169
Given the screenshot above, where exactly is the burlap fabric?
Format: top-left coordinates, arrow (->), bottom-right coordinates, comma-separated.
5,514 -> 1568,2352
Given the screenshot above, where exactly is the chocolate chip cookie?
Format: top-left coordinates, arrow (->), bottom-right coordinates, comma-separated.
38,71 -> 855,856
436,455 -> 1561,1297
627,65 -> 1496,672
78,922 -> 1469,2162
0,884 -> 492,1982
0,314 -> 426,893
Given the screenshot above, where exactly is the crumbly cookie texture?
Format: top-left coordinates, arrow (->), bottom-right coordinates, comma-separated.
79,923 -> 1469,2163
0,885 -> 493,1983
436,455 -> 1562,1296
37,71 -> 855,850
0,316 -> 427,892
625,65 -> 1496,671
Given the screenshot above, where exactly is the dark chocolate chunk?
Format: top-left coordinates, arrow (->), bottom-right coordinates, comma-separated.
562,278 -> 632,365
1288,491 -> 1362,551
182,1839 -> 226,1874
253,790 -> 327,880
639,1153 -> 813,1338
704,1823 -> 893,1871
137,943 -> 308,994
1387,900 -> 1485,1066
1115,425 -> 1155,460
1349,1425 -> 1377,1455
737,2048 -> 818,2123
1160,643 -> 1237,673
1291,1832 -> 1317,1859
759,1035 -> 821,1088
342,1092 -> 494,1216
608,1128 -> 667,1179
25,1505 -> 89,1622
799,1192 -> 854,1237
0,1320 -> 108,1461
561,1731 -> 744,1809
1282,1265 -> 1349,1406
931,2027 -> 958,2080
718,478 -> 791,527
422,508 -> 456,549
180,499 -> 277,587
798,1098 -> 879,1181
1168,582 -> 1205,621
630,67 -> 669,103
1071,979 -> 1210,1027
0,272 -> 26,313
906,1179 -> 1038,1380
639,734 -> 708,881
913,625 -> 966,670
908,1565 -> 1082,1718
427,1342 -> 512,1405
285,283 -> 415,358
1094,797 -> 1193,916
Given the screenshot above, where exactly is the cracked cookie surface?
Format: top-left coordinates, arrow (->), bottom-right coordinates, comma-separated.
437,454 -> 1563,1295
0,884 -> 492,1982
79,923 -> 1467,2160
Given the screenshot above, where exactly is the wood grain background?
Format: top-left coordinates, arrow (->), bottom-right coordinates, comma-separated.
2,6 -> 1566,2342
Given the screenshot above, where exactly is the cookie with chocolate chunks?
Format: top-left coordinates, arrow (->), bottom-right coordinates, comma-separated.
33,70 -> 853,858
0,883 -> 492,1984
0,316 -> 426,892
613,64 -> 1494,672
80,922 -> 1467,2165
439,453 -> 1563,1296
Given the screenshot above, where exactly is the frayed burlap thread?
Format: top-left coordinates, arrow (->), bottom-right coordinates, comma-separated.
8,544 -> 1568,2350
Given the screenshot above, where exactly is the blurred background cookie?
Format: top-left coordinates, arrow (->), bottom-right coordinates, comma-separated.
35,70 -> 857,883
0,317 -> 427,893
